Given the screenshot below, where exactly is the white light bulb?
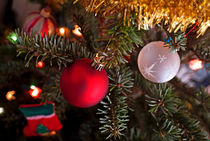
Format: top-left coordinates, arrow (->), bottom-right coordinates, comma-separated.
0,107 -> 4,114
12,36 -> 17,41
59,28 -> 65,34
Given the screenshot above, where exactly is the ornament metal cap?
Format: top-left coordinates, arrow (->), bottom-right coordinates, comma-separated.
90,54 -> 105,71
40,7 -> 51,18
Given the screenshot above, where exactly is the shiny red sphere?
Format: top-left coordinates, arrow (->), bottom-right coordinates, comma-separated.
60,58 -> 109,108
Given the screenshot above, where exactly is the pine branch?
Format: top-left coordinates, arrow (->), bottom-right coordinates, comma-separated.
8,29 -> 93,70
98,20 -> 143,68
145,84 -> 208,141
153,116 -> 182,141
162,25 -> 187,52
124,127 -> 143,141
173,112 -> 207,141
145,84 -> 181,117
97,66 -> 134,139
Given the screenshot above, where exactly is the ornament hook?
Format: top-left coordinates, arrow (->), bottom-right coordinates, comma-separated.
91,53 -> 105,71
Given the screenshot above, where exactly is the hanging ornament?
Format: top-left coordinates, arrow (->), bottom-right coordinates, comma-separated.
137,41 -> 180,83
57,26 -> 70,37
72,25 -> 83,37
19,102 -> 62,137
6,90 -> 16,101
189,59 -> 204,71
36,61 -> 45,68
28,85 -> 42,99
23,7 -> 56,36
60,58 -> 109,108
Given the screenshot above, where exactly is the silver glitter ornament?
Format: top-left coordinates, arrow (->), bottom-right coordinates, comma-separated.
137,41 -> 180,83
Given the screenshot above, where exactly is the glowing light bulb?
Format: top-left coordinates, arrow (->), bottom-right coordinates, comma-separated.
0,107 -> 4,114
189,59 -> 204,71
12,36 -> 17,41
32,89 -> 39,97
8,33 -> 18,44
29,85 -> 42,98
72,25 -> 82,37
6,90 -> 16,101
58,27 -> 70,36
59,27 -> 65,35
50,131 -> 56,135
36,61 -> 45,68
30,85 -> 36,89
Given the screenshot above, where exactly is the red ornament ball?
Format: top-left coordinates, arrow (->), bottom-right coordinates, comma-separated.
23,7 -> 56,36
60,58 -> 109,108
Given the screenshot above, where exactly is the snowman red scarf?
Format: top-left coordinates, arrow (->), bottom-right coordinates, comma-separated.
19,101 -> 62,137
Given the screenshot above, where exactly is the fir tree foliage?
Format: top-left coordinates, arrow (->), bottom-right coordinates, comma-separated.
145,84 -> 208,141
124,127 -> 142,141
99,20 -> 143,68
165,31 -> 187,52
9,29 -> 93,70
4,0 -> 210,140
97,66 -> 134,139
161,25 -> 187,52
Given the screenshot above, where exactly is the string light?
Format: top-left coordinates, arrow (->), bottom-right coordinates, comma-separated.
59,27 -> 65,36
29,85 -> 42,99
0,107 -> 4,114
12,35 -> 17,41
30,85 -> 36,89
72,25 -> 82,37
189,59 -> 204,71
6,90 -> 16,101
58,27 -> 70,36
36,61 -> 45,68
50,131 -> 56,135
8,32 -> 18,44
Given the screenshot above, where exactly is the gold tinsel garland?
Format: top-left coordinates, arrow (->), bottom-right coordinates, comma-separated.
75,0 -> 209,37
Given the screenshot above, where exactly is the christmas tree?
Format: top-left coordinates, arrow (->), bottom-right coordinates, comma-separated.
0,0 -> 209,140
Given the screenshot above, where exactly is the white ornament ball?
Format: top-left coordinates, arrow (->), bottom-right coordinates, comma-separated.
137,41 -> 180,83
